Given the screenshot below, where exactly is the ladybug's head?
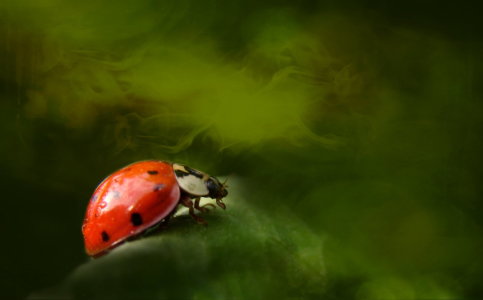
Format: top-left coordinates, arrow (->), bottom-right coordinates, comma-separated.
206,176 -> 228,209
173,163 -> 228,209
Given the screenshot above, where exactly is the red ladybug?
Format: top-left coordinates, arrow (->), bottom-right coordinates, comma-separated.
82,161 -> 228,257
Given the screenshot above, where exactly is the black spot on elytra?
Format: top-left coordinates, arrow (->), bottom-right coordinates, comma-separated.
131,213 -> 143,226
147,170 -> 158,175
153,183 -> 165,191
101,231 -> 110,242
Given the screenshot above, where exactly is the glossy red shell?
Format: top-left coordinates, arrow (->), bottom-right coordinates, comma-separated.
82,161 -> 180,257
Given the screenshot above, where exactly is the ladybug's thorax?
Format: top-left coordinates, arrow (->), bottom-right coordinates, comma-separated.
173,163 -> 210,196
172,163 -> 227,199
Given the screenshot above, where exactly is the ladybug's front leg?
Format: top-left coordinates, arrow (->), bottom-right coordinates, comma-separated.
180,196 -> 207,225
194,197 -> 216,213
216,198 -> 226,210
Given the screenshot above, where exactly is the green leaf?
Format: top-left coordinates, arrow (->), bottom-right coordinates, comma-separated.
38,180 -> 325,299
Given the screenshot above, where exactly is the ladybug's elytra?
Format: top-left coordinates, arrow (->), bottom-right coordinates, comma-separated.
82,161 -> 228,257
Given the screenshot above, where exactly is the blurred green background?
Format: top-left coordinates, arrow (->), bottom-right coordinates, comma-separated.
1,0 -> 482,299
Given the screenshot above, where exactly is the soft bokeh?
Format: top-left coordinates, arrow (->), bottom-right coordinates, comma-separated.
1,0 -> 481,299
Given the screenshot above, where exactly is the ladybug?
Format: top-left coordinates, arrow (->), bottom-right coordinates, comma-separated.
82,160 -> 228,257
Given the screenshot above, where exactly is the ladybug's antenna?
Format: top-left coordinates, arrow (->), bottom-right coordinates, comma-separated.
222,175 -> 230,188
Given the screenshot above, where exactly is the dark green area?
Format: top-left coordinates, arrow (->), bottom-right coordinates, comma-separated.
1,0 -> 482,299
35,194 -> 325,299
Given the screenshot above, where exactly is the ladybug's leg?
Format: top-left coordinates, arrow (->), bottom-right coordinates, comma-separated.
216,198 -> 226,210
180,197 -> 207,225
194,197 -> 216,213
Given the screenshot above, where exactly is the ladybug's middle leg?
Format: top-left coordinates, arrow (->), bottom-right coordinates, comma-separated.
180,197 -> 207,225
194,197 -> 216,213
